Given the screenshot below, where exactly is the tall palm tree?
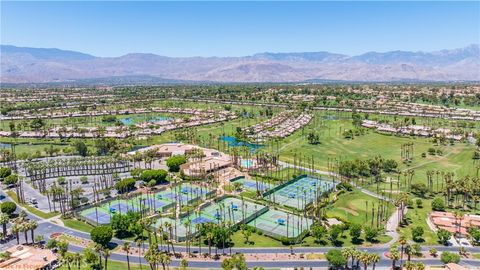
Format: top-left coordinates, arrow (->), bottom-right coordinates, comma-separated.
122,242 -> 131,270
0,213 -> 9,240
370,253 -> 380,270
29,220 -> 38,244
73,253 -> 83,270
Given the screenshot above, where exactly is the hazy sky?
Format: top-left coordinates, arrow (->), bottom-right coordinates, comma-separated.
1,1 -> 479,57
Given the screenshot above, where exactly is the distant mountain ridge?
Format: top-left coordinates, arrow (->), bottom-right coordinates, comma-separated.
1,44 -> 479,84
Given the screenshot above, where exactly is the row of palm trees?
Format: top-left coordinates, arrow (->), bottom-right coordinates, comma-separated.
340,247 -> 381,270
0,210 -> 38,245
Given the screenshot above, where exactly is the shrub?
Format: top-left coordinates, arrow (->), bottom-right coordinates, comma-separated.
431,197 -> 446,211
166,155 -> 187,172
412,226 -> 424,242
336,182 -> 353,191
437,229 -> 452,245
441,251 -> 460,264
3,174 -> 18,186
326,249 -> 346,269
0,202 -> 17,216
90,226 -> 113,247
411,183 -> 428,198
364,227 -> 379,242
140,169 -> 168,184
416,199 -> 423,208
0,167 -> 12,179
349,223 -> 362,243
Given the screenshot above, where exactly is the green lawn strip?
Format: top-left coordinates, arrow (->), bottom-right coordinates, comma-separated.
61,218 -> 95,233
6,190 -> 59,219
57,258 -> 144,270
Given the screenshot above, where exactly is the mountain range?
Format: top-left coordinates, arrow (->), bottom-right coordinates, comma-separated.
1,44 -> 479,84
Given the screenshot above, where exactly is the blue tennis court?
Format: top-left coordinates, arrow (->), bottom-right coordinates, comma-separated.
231,177 -> 272,192
267,176 -> 336,209
81,208 -> 111,224
191,216 -> 214,225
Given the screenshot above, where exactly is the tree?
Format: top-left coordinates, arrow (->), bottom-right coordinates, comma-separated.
90,226 -> 113,248
122,243 -> 131,270
364,227 -> 379,242
140,169 -> 168,184
411,183 -> 428,198
3,174 -> 18,186
0,167 -> 12,179
0,212 -> 9,240
166,155 -> 187,172
0,202 -> 16,217
431,197 -> 446,211
468,228 -> 480,245
311,224 -> 327,244
440,251 -> 460,264
412,226 -> 424,242
326,249 -> 346,269
180,258 -> 188,270
349,223 -> 362,243
114,178 -> 136,193
74,141 -> 88,157
437,229 -> 452,245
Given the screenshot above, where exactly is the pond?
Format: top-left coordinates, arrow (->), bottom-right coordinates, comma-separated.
120,115 -> 173,126
220,136 -> 263,152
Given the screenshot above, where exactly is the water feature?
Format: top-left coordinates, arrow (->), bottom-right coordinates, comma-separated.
220,136 -> 263,152
120,115 -> 173,126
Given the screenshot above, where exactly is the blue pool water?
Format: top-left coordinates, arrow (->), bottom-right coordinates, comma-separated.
120,115 -> 173,125
241,159 -> 253,168
221,136 -> 263,152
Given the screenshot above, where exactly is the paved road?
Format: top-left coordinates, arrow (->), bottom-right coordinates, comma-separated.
3,166 -> 480,268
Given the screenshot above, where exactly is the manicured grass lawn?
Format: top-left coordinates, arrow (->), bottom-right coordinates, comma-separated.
6,191 -> 59,219
61,218 -> 95,233
325,189 -> 394,226
398,200 -> 438,245
231,230 -> 285,247
57,259 -> 145,270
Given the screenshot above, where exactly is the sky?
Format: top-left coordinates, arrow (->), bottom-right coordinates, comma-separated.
1,1 -> 479,57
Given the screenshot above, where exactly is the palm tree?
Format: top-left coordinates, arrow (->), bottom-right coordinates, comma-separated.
370,253 -> 380,270
63,253 -> 75,270
160,253 -> 171,270
103,247 -> 111,270
73,253 -> 83,270
0,212 -> 9,240
11,223 -> 20,245
122,242 -> 131,270
360,252 -> 371,270
29,220 -> 38,244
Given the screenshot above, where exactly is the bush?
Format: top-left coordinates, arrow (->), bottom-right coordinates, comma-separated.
349,223 -> 362,243
412,226 -> 424,242
416,199 -> 423,208
431,197 -> 446,211
441,251 -> 460,264
166,155 -> 187,172
336,182 -> 353,191
437,229 -> 452,245
411,183 -> 428,198
0,201 -> 17,216
364,227 -> 379,242
90,226 -> 113,247
326,249 -> 346,269
114,178 -> 136,193
0,167 -> 12,179
3,174 -> 18,186
140,169 -> 168,184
